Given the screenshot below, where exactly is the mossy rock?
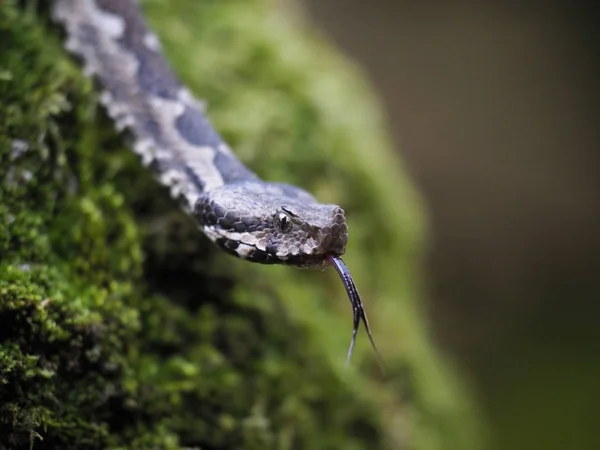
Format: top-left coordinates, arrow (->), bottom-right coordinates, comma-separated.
0,1 -> 483,449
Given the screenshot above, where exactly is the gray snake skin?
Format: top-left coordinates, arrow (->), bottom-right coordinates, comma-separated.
52,0 -> 381,366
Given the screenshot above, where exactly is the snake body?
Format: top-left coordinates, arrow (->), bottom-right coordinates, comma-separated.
52,0 -> 347,268
52,0 -> 381,365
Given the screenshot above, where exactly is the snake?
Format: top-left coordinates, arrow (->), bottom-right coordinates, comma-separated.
52,0 -> 381,367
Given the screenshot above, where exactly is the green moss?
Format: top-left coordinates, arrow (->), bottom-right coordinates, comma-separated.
0,0 -> 483,449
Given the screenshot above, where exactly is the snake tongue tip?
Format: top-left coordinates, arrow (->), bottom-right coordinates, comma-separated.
328,255 -> 384,369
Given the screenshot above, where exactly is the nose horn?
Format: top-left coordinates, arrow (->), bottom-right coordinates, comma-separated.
330,206 -> 345,222
321,206 -> 348,255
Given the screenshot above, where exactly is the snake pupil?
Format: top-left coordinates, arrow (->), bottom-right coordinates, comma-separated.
277,212 -> 292,232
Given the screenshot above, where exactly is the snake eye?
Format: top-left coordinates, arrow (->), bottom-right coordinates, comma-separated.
275,212 -> 293,232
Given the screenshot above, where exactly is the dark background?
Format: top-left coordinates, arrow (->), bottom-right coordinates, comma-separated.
302,1 -> 600,449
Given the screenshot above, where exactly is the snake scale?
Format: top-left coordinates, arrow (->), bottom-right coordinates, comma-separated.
52,0 -> 381,366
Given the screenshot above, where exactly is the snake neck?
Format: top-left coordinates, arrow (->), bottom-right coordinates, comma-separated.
52,0 -> 259,213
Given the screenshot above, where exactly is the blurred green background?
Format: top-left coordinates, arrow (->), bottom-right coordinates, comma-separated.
302,1 -> 600,450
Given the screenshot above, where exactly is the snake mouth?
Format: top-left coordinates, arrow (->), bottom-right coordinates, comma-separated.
215,237 -> 332,267
318,235 -> 347,256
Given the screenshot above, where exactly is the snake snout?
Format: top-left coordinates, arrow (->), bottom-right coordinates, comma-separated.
318,206 -> 348,256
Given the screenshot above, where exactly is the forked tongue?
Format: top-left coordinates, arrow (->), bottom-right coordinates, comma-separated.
327,255 -> 384,371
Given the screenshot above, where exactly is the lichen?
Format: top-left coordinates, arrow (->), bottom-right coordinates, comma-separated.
0,1 -> 483,449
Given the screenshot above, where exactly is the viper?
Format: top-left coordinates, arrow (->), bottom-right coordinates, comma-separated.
52,0 -> 382,367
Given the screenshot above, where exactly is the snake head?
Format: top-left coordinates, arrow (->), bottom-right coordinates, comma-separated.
195,181 -> 348,267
